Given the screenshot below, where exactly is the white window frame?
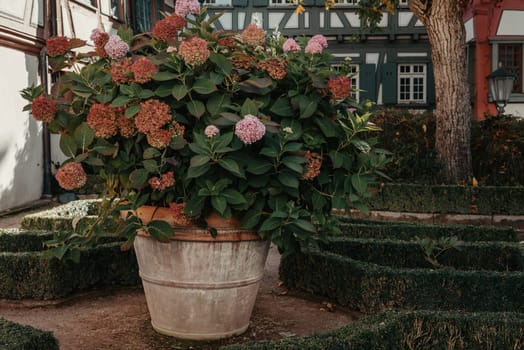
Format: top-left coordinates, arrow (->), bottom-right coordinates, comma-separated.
202,0 -> 232,6
334,0 -> 360,6
331,63 -> 360,102
269,0 -> 294,6
398,63 -> 426,104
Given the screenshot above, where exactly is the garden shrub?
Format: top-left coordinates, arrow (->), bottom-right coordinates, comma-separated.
224,310 -> 524,350
374,109 -> 524,186
335,217 -> 517,242
472,115 -> 524,186
319,237 -> 524,271
0,318 -> 59,350
0,241 -> 140,299
280,251 -> 524,313
367,183 -> 524,215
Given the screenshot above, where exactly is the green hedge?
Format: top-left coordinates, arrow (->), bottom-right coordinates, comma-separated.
335,217 -> 517,242
224,310 -> 524,349
0,318 -> 59,350
368,183 -> 524,215
280,251 -> 524,313
0,229 -> 53,252
0,241 -> 139,300
20,199 -> 100,231
320,237 -> 524,271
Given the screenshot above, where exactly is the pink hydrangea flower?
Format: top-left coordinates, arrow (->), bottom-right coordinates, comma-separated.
55,163 -> 87,190
205,125 -> 220,138
282,38 -> 301,53
235,114 -> 266,144
305,41 -> 323,54
309,34 -> 328,49
104,36 -> 129,59
175,0 -> 200,17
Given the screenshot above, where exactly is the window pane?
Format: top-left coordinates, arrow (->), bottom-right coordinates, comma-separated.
499,43 -> 522,93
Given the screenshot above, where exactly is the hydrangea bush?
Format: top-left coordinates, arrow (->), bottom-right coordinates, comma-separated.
21,1 -> 390,254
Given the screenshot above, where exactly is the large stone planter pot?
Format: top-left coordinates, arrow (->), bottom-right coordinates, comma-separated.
133,207 -> 270,340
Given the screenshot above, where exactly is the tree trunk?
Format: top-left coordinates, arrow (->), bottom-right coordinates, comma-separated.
409,0 -> 472,183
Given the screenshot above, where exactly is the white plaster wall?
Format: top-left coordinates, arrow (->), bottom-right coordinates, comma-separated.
506,104 -> 524,117
0,47 -> 43,211
465,18 -> 474,42
497,10 -> 524,36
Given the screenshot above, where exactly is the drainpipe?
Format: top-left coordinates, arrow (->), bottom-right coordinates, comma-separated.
40,0 -> 58,197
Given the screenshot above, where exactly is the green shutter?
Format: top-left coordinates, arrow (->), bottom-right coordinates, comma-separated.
359,64 -> 377,102
427,62 -> 435,105
252,0 -> 268,7
232,0 -> 248,6
314,0 -> 324,5
303,0 -> 315,5
381,63 -> 397,105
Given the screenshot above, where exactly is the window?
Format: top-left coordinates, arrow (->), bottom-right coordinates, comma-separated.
334,0 -> 360,5
203,0 -> 232,5
499,43 -> 522,93
398,64 -> 426,103
331,63 -> 360,102
74,0 -> 125,20
399,0 -> 408,5
270,0 -> 294,6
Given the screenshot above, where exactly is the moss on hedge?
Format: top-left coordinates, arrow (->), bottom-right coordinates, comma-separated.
224,311 -> 524,350
0,318 -> 59,350
0,229 -> 53,252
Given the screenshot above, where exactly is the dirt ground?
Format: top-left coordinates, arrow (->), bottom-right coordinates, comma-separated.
0,201 -> 360,349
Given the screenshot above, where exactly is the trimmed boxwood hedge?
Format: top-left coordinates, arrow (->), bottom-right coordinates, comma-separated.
335,217 -> 517,242
320,237 -> 524,271
224,310 -> 524,349
0,241 -> 140,299
0,229 -> 53,252
280,251 -> 524,313
0,318 -> 59,350
368,183 -> 524,215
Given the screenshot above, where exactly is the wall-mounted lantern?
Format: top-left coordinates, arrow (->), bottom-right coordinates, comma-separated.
487,66 -> 516,116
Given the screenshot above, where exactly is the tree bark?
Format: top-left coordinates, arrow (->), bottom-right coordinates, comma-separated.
409,0 -> 472,183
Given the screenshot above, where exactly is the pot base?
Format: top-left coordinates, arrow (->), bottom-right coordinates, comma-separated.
151,321 -> 249,340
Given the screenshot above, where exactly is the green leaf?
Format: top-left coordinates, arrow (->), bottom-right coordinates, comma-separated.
142,159 -> 158,172
298,96 -> 318,119
315,117 -> 337,138
215,112 -> 241,126
190,155 -> 211,167
211,196 -> 227,215
125,105 -> 141,118
219,158 -> 243,177
129,169 -> 149,187
111,95 -> 132,107
329,150 -> 344,169
351,174 -> 368,194
259,217 -> 281,232
192,79 -> 218,95
206,93 -> 231,116
210,52 -> 232,75
185,196 -> 205,216
147,220 -> 173,242
143,147 -> 161,159
282,156 -> 306,173
187,164 -> 211,178
187,100 -> 206,118
74,123 -> 95,151
240,99 -> 259,116
85,156 -> 104,167
293,219 -> 316,233
278,172 -> 299,188
222,188 -> 247,205
152,71 -> 178,81
283,142 -> 303,152
138,89 -> 155,99
59,134 -> 77,157
93,139 -> 118,156
270,97 -> 294,117
155,84 -> 174,97
246,159 -> 273,175
172,85 -> 188,100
